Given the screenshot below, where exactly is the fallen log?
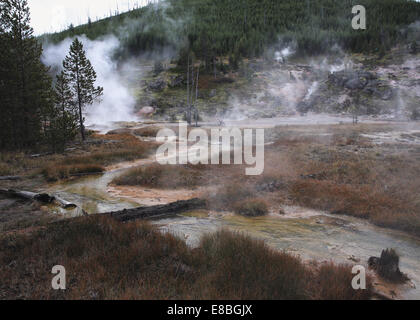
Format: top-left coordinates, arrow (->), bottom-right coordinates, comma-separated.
0,188 -> 55,204
0,189 -> 55,203
53,195 -> 77,209
0,176 -> 21,181
30,152 -> 53,158
103,198 -> 207,222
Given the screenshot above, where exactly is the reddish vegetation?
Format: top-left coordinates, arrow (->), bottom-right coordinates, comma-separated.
112,124 -> 420,236
0,216 -> 372,300
41,134 -> 155,181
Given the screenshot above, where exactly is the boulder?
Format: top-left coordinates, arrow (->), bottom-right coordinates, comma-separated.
169,75 -> 185,88
148,79 -> 166,91
345,77 -> 368,90
137,107 -> 156,117
329,70 -> 376,90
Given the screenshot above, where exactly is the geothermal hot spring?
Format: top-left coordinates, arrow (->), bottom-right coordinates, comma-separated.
41,39 -> 420,300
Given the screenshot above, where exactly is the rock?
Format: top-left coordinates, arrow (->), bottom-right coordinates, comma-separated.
248,62 -> 264,72
368,256 -> 380,269
209,89 -> 217,98
329,70 -> 376,90
256,179 -> 285,192
137,106 -> 155,117
296,101 -> 311,115
148,78 -> 166,91
348,255 -> 361,263
345,77 -> 367,90
300,173 -> 327,180
169,75 -> 185,88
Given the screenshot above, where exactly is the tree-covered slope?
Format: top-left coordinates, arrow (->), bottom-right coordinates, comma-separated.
42,0 -> 420,63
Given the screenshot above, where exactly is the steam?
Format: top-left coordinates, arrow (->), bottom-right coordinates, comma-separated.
274,47 -> 295,63
304,81 -> 319,101
42,35 -> 138,127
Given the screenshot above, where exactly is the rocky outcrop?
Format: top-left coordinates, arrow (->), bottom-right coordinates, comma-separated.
148,78 -> 166,91
137,106 -> 155,117
168,75 -> 185,88
328,70 -> 377,90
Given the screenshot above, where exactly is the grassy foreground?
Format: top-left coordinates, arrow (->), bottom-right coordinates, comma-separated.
0,216 -> 371,300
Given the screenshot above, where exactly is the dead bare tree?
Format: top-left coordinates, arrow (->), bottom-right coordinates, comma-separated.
185,54 -> 201,127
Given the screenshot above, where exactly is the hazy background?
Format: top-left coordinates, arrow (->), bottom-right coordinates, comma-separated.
28,0 -> 151,35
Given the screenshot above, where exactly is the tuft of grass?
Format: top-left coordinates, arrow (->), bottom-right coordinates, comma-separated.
197,230 -> 308,299
309,262 -> 373,300
233,199 -> 269,217
133,127 -> 163,137
208,183 -> 253,210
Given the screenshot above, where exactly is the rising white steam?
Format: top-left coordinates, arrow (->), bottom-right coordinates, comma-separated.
42,35 -> 137,127
274,46 -> 295,63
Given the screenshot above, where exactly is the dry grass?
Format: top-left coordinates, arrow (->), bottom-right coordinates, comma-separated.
309,262 -> 373,300
0,133 -> 156,181
113,162 -> 245,190
260,124 -> 420,237
205,182 -> 254,212
0,216 -> 372,300
232,199 -> 269,217
39,134 -> 156,182
42,164 -> 105,182
112,124 -> 420,236
113,164 -> 204,189
133,127 -> 163,137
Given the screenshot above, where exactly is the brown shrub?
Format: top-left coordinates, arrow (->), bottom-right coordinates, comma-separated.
233,199 -> 269,217
207,183 -> 254,211
113,164 -> 203,189
309,262 -> 373,300
133,127 -> 163,137
0,218 -> 372,300
42,164 -> 105,182
197,230 -> 308,299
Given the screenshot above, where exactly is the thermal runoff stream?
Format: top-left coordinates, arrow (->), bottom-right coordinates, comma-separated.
45,117 -> 420,300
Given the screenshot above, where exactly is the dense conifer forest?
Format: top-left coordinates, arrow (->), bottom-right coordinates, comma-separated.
43,0 -> 420,63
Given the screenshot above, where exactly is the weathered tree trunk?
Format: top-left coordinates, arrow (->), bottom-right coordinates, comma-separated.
0,188 -> 77,209
103,198 -> 207,222
0,176 -> 21,181
0,189 -> 55,203
53,195 -> 77,209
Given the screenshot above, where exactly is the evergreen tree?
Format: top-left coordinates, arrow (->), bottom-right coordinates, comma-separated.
62,38 -> 103,141
52,71 -> 78,150
0,0 -> 54,149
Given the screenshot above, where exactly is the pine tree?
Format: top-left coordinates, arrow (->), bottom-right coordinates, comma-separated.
54,71 -> 78,148
63,38 -> 103,141
0,0 -> 54,149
